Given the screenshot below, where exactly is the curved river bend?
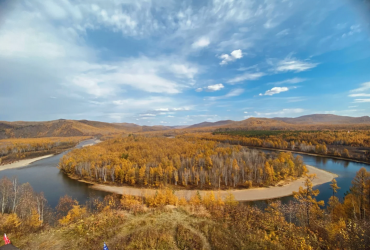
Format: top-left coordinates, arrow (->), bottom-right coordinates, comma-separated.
0,139 -> 108,208
0,140 -> 368,207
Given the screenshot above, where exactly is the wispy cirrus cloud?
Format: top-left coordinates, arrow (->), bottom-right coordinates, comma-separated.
227,72 -> 265,84
260,87 -> 289,96
350,82 -> 370,92
268,77 -> 307,85
273,57 -> 318,73
255,108 -> 305,117
349,93 -> 370,97
196,84 -> 224,92
349,82 -> 370,103
206,88 -> 244,101
353,99 -> 370,103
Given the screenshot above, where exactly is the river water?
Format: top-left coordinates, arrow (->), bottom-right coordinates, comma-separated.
250,148 -> 370,207
0,139 -> 108,208
0,140 -> 369,208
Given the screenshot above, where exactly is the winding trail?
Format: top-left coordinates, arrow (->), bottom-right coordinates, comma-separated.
90,165 -> 337,201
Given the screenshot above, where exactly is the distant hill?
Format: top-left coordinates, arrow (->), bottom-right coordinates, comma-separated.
186,120 -> 235,129
0,119 -> 171,139
273,114 -> 370,124
2,114 -> 369,139
184,114 -> 370,132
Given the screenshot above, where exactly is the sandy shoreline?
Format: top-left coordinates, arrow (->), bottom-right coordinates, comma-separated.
90,165 -> 338,201
0,139 -> 101,172
0,154 -> 54,172
82,139 -> 102,148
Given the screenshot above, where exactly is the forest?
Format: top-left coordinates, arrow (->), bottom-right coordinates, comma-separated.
0,167 -> 369,249
0,136 -> 90,165
59,136 -> 307,189
190,130 -> 370,162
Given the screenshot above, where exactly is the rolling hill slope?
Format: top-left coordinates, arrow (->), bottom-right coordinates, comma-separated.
185,120 -> 235,129
0,119 -> 171,139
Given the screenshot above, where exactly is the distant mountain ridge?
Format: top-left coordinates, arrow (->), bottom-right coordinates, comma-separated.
273,114 -> 370,124
0,119 -> 172,139
186,120 -> 234,129
1,114 -> 369,139
184,114 -> 370,130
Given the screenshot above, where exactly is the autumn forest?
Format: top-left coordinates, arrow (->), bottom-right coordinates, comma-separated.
59,136 -> 307,189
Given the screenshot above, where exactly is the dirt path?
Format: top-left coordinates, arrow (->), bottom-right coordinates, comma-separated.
90,165 -> 337,201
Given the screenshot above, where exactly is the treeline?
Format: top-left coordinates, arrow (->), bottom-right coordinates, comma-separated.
59,136 -> 306,189
2,168 -> 370,249
0,177 -> 50,233
0,136 -> 90,164
189,131 -> 370,162
213,130 -> 370,147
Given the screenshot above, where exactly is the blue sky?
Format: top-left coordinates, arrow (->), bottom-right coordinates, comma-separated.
0,0 -> 369,126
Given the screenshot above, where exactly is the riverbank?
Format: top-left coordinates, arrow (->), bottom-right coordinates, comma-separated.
0,138 -> 101,172
0,154 -> 54,172
242,145 -> 370,165
89,165 -> 337,201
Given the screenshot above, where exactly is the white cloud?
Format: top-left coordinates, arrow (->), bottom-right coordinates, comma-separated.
354,99 -> 370,103
269,78 -> 307,85
154,108 -> 170,112
206,83 -> 224,91
140,114 -> 156,117
69,57 -> 200,96
112,97 -> 172,110
349,93 -> 370,97
274,57 -> 318,72
172,107 -> 191,111
220,49 -> 243,65
192,37 -> 210,48
227,72 -> 265,84
342,25 -> 361,38
350,82 -> 370,92
276,29 -> 289,36
226,88 -> 244,97
255,108 -> 305,117
260,87 -> 289,96
244,111 -> 248,114
206,88 -> 244,101
167,115 -> 175,118
195,88 -> 203,92
170,64 -> 198,79
231,49 -> 243,59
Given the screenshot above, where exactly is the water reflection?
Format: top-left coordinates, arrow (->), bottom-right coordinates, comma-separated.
246,148 -> 370,207
0,139 -> 109,208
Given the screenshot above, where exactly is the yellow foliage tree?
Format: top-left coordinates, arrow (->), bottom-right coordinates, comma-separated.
293,174 -> 324,227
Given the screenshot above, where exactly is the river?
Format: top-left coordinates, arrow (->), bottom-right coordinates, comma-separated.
0,140 -> 369,208
0,139 -> 108,208
248,148 -> 370,207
